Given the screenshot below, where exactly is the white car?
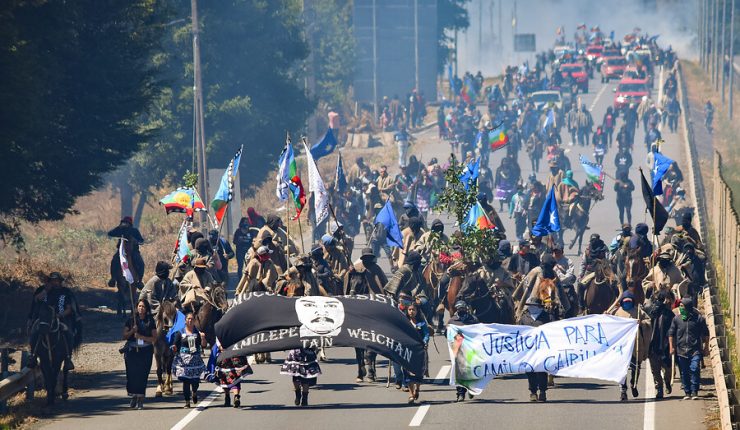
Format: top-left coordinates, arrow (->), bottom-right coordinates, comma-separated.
529,90 -> 563,111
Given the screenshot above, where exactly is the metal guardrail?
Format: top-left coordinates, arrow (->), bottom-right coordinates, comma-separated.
677,61 -> 736,430
0,351 -> 39,412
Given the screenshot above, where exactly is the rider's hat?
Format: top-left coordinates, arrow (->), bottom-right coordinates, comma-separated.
193,258 -> 208,268
454,300 -> 468,310
360,248 -> 376,259
48,272 -> 64,281
658,251 -> 672,261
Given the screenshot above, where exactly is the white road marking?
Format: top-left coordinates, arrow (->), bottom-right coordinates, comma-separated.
409,405 -> 431,427
589,83 -> 609,111
170,387 -> 222,430
643,360 -> 656,430
434,364 -> 451,382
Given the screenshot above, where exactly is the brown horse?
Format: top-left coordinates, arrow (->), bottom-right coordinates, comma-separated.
422,257 -> 448,332
190,284 -> 228,348
445,262 -> 473,317
154,301 -> 177,397
623,251 -> 648,305
455,273 -> 515,324
563,186 -> 603,256
582,261 -> 617,314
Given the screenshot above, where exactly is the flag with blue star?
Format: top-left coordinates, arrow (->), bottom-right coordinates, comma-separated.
531,187 -> 561,237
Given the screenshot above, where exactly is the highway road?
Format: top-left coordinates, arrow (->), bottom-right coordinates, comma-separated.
37,69 -> 717,430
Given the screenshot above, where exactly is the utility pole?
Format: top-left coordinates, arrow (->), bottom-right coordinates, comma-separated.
715,0 -> 721,88
372,0 -> 378,124
706,0 -> 711,72
191,0 -> 209,226
730,0 -> 736,117
414,0 -> 419,92
722,0 -> 728,102
700,0 -> 706,68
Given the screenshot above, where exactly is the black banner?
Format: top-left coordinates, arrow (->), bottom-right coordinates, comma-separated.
215,293 -> 425,375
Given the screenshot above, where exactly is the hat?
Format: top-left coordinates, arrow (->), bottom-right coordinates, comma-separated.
498,240 -> 512,252
431,219 -> 444,231
155,261 -> 173,276
454,300 -> 468,310
360,247 -> 375,259
658,251 -> 672,260
635,223 -> 649,235
193,258 -> 208,268
121,216 -> 134,225
403,201 -> 416,209
681,211 -> 693,223
528,173 -> 537,183
294,255 -> 312,267
621,223 -> 632,232
208,229 -> 219,238
48,272 -> 65,281
405,251 -> 422,266
683,242 -> 695,251
541,254 -> 556,266
476,192 -> 487,202
257,245 -> 273,256
681,296 -> 694,308
519,239 -> 530,247
310,244 -> 323,256
628,235 -> 640,249
321,234 -> 335,246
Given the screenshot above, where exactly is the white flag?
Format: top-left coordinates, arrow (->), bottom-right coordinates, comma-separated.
119,239 -> 135,284
303,141 -> 329,225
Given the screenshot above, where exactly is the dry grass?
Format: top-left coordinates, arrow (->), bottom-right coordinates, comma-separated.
0,390 -> 50,429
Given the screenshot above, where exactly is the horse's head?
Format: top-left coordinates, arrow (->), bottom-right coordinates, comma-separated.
34,303 -> 59,336
537,278 -> 559,312
156,301 -> 178,331
281,279 -> 304,297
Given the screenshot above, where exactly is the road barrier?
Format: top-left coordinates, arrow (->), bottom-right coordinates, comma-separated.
0,352 -> 39,412
678,61 -> 737,429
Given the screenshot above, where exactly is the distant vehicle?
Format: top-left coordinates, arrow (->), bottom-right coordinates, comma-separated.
600,57 -> 627,82
554,45 -> 575,59
623,64 -> 653,87
560,63 -> 589,93
613,79 -> 650,111
529,90 -> 563,111
586,45 -> 603,63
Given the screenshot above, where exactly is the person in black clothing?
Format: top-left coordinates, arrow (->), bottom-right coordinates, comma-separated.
108,216 -> 146,287
209,229 -> 235,284
233,218 -> 253,276
645,290 -> 675,399
518,296 -> 551,402
449,301 -> 478,402
614,171 -> 635,225
122,299 -> 157,409
679,242 -> 706,301
668,296 -> 709,399
614,146 -> 632,177
28,272 -> 80,371
507,240 -> 540,283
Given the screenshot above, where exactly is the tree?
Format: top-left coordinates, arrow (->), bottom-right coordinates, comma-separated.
0,0 -> 170,245
437,0 -> 470,73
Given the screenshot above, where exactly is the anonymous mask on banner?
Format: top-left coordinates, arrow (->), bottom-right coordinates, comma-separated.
295,297 -> 345,337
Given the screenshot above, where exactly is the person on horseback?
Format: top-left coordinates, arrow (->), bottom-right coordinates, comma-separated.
414,219 -> 448,263
385,251 -> 429,304
508,240 -> 540,289
278,255 -> 319,297
642,251 -> 688,299
677,242 -> 707,301
28,272 -> 80,371
322,234 -> 350,282
310,244 -> 339,296
518,296 -> 551,402
545,159 -> 564,193
632,223 -> 654,259
108,216 -> 145,288
576,237 -> 616,310
518,255 -> 569,321
140,261 -> 179,315
179,258 -> 217,312
610,291 -> 650,401
449,300 -> 478,402
644,290 -> 676,399
235,246 -> 279,295
675,211 -> 703,250
557,170 -> 579,227
395,217 -> 424,267
208,229 -> 234,284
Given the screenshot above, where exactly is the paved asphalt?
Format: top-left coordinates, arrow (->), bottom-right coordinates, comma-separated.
37,70 -> 716,430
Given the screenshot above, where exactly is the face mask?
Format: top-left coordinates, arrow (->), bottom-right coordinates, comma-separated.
679,306 -> 689,321
621,301 -> 634,311
658,260 -> 670,270
257,254 -> 270,263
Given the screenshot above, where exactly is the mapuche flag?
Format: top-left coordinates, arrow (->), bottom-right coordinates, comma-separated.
489,123 -> 509,152
215,293 -> 426,375
462,201 -> 495,231
640,169 -> 669,235
159,188 -> 207,216
276,138 -> 297,201
211,145 -> 243,227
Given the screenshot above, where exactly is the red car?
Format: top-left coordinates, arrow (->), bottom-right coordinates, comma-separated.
586,45 -> 603,63
613,78 -> 650,111
600,56 -> 627,82
560,63 -> 589,93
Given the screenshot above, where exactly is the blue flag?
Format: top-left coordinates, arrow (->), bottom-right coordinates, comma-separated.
459,158 -> 480,190
542,109 -> 555,132
310,128 -> 338,160
531,187 -> 561,237
166,310 -> 186,344
651,152 -> 674,196
374,200 -> 404,248
335,152 -> 347,193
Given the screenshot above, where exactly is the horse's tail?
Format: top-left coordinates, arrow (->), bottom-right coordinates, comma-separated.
73,320 -> 83,352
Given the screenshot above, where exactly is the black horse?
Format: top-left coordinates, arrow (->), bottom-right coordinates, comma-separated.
458,274 -> 515,324
31,303 -> 82,405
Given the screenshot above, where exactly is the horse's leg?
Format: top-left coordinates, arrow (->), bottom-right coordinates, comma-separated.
155,354 -> 163,397
61,369 -> 69,400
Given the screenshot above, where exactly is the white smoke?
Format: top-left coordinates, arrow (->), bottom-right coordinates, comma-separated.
456,0 -> 698,76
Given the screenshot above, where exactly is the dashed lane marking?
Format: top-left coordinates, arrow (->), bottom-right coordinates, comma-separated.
408,364 -> 451,427
170,387 -> 222,430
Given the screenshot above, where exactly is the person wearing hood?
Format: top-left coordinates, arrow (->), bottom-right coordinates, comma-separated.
614,171 -> 635,225
233,218 -> 255,276
611,291 -> 650,401
642,251 -> 688,299
516,254 -> 569,321
235,246 -> 279,295
644,290 -> 676,398
517,297 -> 550,402
614,145 -> 633,177
179,258 -> 217,310
414,219 -> 448,262
395,217 -> 424,267
577,237 -> 615,308
668,297 -> 709,399
255,214 -> 298,262
557,170 -> 579,224
310,244 -> 339,296
209,229 -> 234,284
676,211 -> 702,249
321,234 -> 350,282
278,255 -> 320,297
508,240 -> 540,286
631,223 -> 653,259
140,261 -> 179,314
384,251 -> 429,302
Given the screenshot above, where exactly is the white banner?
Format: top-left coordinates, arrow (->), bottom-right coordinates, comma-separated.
118,239 -> 135,284
447,315 -> 638,395
303,141 -> 329,225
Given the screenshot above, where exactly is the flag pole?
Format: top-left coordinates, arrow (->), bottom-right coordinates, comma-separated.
328,203 -> 353,264
297,213 -> 306,254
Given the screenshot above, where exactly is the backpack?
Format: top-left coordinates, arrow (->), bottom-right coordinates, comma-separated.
605,114 -> 614,129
